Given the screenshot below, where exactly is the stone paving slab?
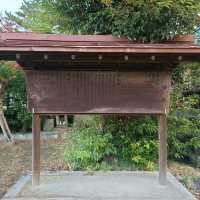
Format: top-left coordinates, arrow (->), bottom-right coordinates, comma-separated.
3,171 -> 196,200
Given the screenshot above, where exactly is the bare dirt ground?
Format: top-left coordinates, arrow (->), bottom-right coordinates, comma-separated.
0,137 -> 69,198
0,137 -> 199,199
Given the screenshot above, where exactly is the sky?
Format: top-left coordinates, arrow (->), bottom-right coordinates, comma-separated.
0,0 -> 23,13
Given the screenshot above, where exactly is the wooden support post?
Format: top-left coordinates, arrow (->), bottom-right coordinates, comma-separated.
56,115 -> 59,127
32,114 -> 41,186
158,114 -> 167,185
64,115 -> 68,127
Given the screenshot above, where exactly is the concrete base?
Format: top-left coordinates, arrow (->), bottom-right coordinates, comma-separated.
3,171 -> 196,200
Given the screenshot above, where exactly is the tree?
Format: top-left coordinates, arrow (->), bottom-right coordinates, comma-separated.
0,13 -> 20,32
4,63 -> 32,133
0,63 -> 16,143
38,0 -> 200,41
0,15 -> 17,143
7,0 -> 200,42
58,0 -> 200,42
5,0 -> 70,33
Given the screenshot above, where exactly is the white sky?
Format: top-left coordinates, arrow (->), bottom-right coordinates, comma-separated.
0,0 -> 23,13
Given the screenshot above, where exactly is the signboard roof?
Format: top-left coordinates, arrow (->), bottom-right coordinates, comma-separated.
0,32 -> 200,54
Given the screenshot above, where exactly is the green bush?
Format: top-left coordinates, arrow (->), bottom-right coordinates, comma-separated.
131,139 -> 158,170
103,116 -> 159,170
168,64 -> 200,161
168,95 -> 200,160
64,101 -> 199,170
5,70 -> 32,132
0,62 -> 32,132
65,116 -> 159,171
64,118 -> 116,170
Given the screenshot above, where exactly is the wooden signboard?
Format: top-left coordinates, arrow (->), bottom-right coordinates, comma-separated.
3,32 -> 198,186
26,69 -> 171,114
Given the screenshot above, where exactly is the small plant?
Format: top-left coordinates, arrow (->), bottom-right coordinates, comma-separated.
64,120 -> 116,170
131,139 -> 159,170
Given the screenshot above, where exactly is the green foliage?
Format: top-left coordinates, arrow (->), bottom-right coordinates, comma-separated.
170,64 -> 200,162
49,0 -> 200,41
66,103 -> 199,170
0,62 -> 15,80
183,63 -> 200,93
0,62 -> 32,132
66,116 -> 159,170
5,0 -> 71,33
167,63 -> 200,161
6,0 -> 200,42
103,116 -> 158,170
131,139 -> 158,170
64,118 -> 116,170
168,99 -> 200,160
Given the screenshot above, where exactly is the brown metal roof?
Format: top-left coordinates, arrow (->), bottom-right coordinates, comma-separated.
0,32 -> 200,54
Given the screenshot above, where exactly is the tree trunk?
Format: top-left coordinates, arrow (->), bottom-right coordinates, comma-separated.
0,110 -> 14,143
0,78 -> 15,143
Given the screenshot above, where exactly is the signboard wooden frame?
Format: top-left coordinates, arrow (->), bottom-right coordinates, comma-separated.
26,69 -> 171,114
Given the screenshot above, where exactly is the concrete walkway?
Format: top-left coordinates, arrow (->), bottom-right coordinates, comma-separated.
3,171 -> 196,200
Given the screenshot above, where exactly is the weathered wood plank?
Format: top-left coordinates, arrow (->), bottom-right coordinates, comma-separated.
26,70 -> 171,114
32,114 -> 41,186
158,114 -> 167,185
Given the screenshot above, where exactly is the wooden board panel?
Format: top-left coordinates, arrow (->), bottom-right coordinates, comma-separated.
26,70 -> 171,114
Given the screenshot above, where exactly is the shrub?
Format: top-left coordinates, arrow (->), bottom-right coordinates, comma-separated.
168,95 -> 200,160
64,118 -> 116,170
103,115 -> 159,170
65,115 -> 159,171
131,139 -> 158,170
0,62 -> 32,132
168,64 -> 200,161
65,103 -> 199,170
